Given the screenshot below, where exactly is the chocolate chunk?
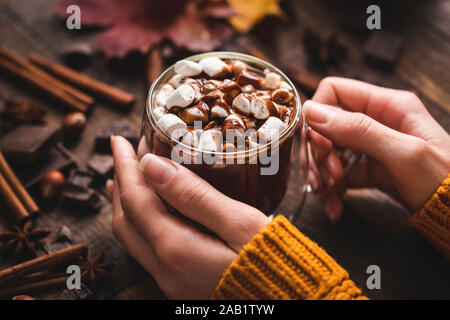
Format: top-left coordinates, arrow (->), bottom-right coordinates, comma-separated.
0,125 -> 60,164
13,143 -> 76,188
60,283 -> 94,300
52,225 -> 73,243
88,154 -> 114,179
364,31 -> 404,69
68,169 -> 94,188
48,241 -> 71,253
95,120 -> 139,153
61,183 -> 102,211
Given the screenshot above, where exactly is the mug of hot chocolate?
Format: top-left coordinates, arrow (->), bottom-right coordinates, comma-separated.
142,52 -> 308,220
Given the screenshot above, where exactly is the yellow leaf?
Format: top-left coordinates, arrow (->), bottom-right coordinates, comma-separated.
227,0 -> 285,33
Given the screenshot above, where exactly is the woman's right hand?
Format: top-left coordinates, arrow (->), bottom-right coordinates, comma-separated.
304,77 -> 450,223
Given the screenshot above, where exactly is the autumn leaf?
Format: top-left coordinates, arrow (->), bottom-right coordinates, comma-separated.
226,0 -> 285,33
58,0 -> 235,58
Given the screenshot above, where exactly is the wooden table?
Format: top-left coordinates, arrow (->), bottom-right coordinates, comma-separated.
0,0 -> 449,299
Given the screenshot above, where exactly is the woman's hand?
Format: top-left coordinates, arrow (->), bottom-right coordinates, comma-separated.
109,136 -> 269,299
305,77 -> 450,223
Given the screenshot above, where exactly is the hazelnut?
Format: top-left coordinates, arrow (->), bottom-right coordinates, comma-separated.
62,112 -> 86,140
13,295 -> 36,300
40,170 -> 65,200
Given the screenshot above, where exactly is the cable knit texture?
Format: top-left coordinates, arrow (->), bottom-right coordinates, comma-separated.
409,174 -> 450,261
211,215 -> 367,300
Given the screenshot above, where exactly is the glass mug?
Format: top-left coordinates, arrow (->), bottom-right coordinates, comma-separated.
142,52 -> 309,222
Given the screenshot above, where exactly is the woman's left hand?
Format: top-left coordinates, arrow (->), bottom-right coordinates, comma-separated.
109,136 -> 269,299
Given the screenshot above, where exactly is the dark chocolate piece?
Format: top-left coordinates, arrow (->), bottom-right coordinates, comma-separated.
364,31 -> 404,69
95,120 -> 139,152
52,225 -> 73,244
61,183 -> 102,211
60,283 -> 94,300
88,154 -> 114,179
0,125 -> 60,164
68,169 -> 94,188
13,143 -> 76,188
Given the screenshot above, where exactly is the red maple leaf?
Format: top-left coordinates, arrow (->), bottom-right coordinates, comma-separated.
58,0 -> 235,58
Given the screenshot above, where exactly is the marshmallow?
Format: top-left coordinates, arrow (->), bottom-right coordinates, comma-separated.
271,88 -> 293,104
210,105 -> 229,118
178,102 -> 209,125
264,72 -> 281,90
229,60 -> 247,76
232,94 -> 251,115
279,81 -> 292,91
169,74 -> 186,88
165,84 -> 195,110
199,57 -> 231,78
181,129 -> 201,148
243,116 -> 257,129
174,60 -> 202,77
257,116 -> 286,142
152,105 -> 168,122
222,113 -> 246,139
157,114 -> 187,140
198,129 -> 223,152
250,96 -> 272,119
155,83 -> 175,108
220,80 -> 242,104
236,70 -> 263,89
242,84 -> 255,94
203,80 -> 222,92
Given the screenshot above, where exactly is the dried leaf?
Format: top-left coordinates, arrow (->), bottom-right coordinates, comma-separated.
226,0 -> 285,32
58,0 -> 234,58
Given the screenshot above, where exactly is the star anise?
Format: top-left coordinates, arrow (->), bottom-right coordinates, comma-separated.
79,253 -> 113,288
0,220 -> 50,261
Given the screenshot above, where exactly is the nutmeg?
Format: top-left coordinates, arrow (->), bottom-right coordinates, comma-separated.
62,112 -> 86,140
40,170 -> 65,200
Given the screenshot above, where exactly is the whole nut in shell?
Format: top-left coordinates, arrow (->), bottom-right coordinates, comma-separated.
40,170 -> 66,199
62,112 -> 86,140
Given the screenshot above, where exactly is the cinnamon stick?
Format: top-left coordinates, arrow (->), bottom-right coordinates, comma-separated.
0,243 -> 88,283
0,56 -> 88,113
0,47 -> 95,107
0,274 -> 67,297
0,171 -> 29,223
146,47 -> 164,89
0,151 -> 39,215
30,54 -> 136,109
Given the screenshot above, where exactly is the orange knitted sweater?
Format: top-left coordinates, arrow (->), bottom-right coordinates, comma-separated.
212,174 -> 450,300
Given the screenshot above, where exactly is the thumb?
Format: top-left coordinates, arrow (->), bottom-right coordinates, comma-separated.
304,100 -> 415,165
138,153 -> 268,252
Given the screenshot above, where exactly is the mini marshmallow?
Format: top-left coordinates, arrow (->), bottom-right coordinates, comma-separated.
157,114 -> 187,140
152,105 -> 168,121
174,60 -> 203,76
232,94 -> 251,115
279,81 -> 292,91
271,88 -> 293,104
222,113 -> 246,139
154,83 -> 175,108
165,84 -> 195,110
210,105 -> 229,118
181,129 -> 201,148
199,57 -> 231,78
179,102 -> 209,124
257,116 -> 286,142
250,96 -> 270,119
198,129 -> 222,152
229,60 -> 247,76
169,74 -> 186,88
264,72 -> 281,90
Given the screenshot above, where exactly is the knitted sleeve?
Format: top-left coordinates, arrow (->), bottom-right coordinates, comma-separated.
211,215 -> 367,300
409,174 -> 450,260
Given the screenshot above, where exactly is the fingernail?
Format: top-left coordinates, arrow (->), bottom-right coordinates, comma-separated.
324,201 -> 337,223
139,153 -> 176,184
106,179 -> 114,193
304,100 -> 336,125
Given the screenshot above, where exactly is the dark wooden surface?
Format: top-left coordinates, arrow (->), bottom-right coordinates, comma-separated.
0,0 -> 449,299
